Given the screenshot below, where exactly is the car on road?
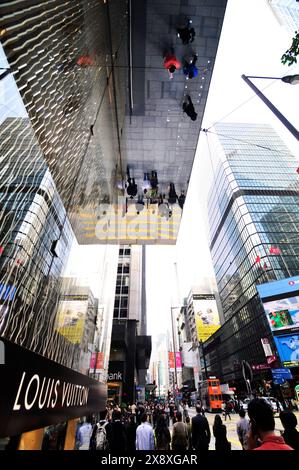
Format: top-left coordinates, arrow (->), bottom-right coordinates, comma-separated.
261,396 -> 283,413
240,397 -> 283,414
240,398 -> 250,412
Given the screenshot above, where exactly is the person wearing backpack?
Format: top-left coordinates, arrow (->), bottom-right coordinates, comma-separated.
90,411 -> 111,451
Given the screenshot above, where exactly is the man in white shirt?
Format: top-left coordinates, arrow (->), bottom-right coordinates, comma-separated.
136,413 -> 155,450
236,409 -> 250,450
78,418 -> 93,450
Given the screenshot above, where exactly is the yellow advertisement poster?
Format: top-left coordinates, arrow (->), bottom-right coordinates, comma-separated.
194,296 -> 220,342
56,299 -> 88,344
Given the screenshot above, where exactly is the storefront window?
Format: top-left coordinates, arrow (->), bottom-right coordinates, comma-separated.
41,422 -> 67,450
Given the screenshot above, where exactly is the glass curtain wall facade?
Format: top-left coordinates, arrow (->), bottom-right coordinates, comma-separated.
113,246 -> 131,319
205,123 -> 299,385
268,0 -> 299,33
0,118 -> 74,367
0,0 -> 128,244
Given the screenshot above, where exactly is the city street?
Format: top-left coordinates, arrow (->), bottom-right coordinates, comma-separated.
180,408 -> 299,450
1,0 -> 299,456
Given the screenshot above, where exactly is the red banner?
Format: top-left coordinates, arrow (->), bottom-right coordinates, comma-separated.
168,352 -> 175,371
90,352 -> 104,371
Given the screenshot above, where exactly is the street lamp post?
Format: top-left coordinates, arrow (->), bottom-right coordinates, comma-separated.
170,307 -> 179,393
199,340 -> 208,382
241,74 -> 299,141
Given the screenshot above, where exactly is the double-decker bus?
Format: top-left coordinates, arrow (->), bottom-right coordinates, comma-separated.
199,377 -> 222,412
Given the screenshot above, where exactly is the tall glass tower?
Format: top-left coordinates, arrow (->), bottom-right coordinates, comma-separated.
209,122 -> 299,321
268,0 -> 299,34
204,123 -> 299,385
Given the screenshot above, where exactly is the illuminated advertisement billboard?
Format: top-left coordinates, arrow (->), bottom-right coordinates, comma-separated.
56,299 -> 88,344
256,276 -> 299,334
193,294 -> 220,342
257,276 -> 299,367
274,334 -> 299,367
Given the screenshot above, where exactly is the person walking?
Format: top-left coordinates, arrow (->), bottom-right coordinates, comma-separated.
126,414 -> 138,452
163,50 -> 181,79
247,398 -> 294,450
136,413 -> 155,450
149,170 -> 158,189
279,410 -> 299,450
182,402 -> 189,422
78,417 -> 93,450
168,183 -> 178,204
155,415 -> 171,450
178,191 -> 186,209
224,401 -> 232,421
236,409 -> 250,450
213,414 -> 231,451
90,410 -> 112,451
126,177 -> 137,198
171,411 -> 189,452
165,403 -> 170,427
183,54 -> 198,79
182,95 -> 197,121
191,405 -> 211,451
177,19 -> 195,45
135,195 -> 145,214
185,416 -> 192,450
110,410 -> 126,453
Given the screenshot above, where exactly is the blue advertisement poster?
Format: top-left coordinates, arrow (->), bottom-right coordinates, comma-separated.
274,334 -> 299,367
256,276 -> 299,334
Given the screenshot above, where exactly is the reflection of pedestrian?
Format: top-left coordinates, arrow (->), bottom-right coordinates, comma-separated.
178,191 -> 186,209
142,173 -> 151,191
183,95 -> 197,121
224,402 -> 232,421
177,19 -> 195,45
135,196 -> 145,215
168,183 -> 177,204
77,55 -> 94,66
127,178 -> 137,197
163,50 -> 181,79
183,54 -> 198,79
150,170 -> 158,189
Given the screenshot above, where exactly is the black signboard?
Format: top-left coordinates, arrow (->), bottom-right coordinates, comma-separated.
0,337 -> 107,437
107,361 -> 125,382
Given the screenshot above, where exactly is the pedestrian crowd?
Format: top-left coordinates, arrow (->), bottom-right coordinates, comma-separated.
162,17 -> 204,122
74,397 -> 299,451
125,166 -> 186,217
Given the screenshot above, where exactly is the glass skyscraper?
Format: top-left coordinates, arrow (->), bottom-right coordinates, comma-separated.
204,122 -> 299,386
268,0 -> 299,34
0,0 -> 128,243
0,118 -> 74,366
